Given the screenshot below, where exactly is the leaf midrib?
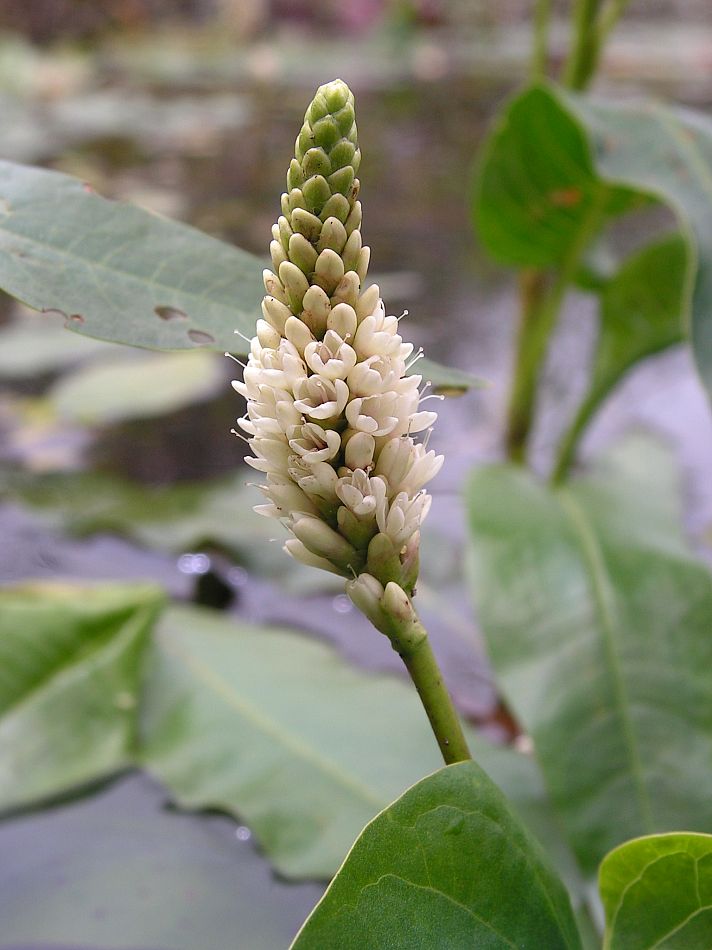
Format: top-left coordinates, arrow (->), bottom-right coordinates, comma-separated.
157,631 -> 386,810
557,488 -> 654,833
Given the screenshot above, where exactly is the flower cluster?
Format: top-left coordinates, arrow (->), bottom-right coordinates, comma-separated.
233,79 -> 443,594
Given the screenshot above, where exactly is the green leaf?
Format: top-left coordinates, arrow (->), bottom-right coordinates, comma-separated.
565,93 -> 712,400
592,234 -> 686,399
0,160 -> 479,394
556,235 -> 687,472
466,438 -> 712,874
474,82 -> 712,398
48,350 -> 226,425
0,159 -> 265,350
0,773 -> 322,950
474,84 -> 642,268
599,832 -> 712,949
291,761 -> 582,950
140,604 -> 569,881
0,582 -> 164,813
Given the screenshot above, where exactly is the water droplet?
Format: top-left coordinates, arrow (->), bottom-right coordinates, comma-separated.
235,825 -> 251,842
228,566 -> 249,588
188,328 -> 215,345
514,734 -> 534,755
177,552 -> 211,575
332,594 -> 352,615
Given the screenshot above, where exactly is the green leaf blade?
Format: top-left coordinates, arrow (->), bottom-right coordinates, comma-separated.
0,159 -> 265,351
0,582 -> 164,813
600,832 -> 712,950
140,604 -> 573,882
466,440 -> 712,873
291,761 -> 582,950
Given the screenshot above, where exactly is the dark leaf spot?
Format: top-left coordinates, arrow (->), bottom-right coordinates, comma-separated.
155,304 -> 188,321
188,329 -> 215,345
68,313 -> 84,324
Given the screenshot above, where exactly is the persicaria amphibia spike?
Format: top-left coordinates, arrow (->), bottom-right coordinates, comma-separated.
232,78 -> 443,596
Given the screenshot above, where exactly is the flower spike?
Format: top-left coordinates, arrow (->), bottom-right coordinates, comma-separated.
233,78 -> 443,596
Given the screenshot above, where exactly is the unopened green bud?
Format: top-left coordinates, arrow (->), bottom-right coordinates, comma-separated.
314,248 -> 345,293
302,147 -> 332,178
317,217 -> 348,254
289,233 -> 318,274
319,193 -> 351,223
346,573 -> 386,628
330,271 -> 360,308
341,229 -> 362,273
328,165 -> 355,198
292,515 -> 360,570
287,159 -> 304,191
302,175 -> 332,214
279,261 -> 310,312
291,208 -> 323,242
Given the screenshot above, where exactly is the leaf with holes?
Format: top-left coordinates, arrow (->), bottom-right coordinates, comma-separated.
599,832 -> 712,949
140,604 -> 574,882
0,583 -> 164,813
291,761 -> 582,949
0,160 -> 264,350
0,160 -> 479,394
467,437 -> 712,874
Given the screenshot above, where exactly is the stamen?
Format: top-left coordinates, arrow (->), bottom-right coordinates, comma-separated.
233,328 -> 253,344
225,352 -> 247,368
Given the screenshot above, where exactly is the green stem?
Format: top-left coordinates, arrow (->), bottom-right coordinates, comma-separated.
400,633 -> 472,766
563,0 -> 602,90
531,0 -> 552,80
380,596 -> 471,766
550,389 -> 598,483
506,191 -> 609,464
597,0 -> 632,44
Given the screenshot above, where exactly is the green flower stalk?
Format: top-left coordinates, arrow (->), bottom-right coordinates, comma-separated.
233,79 -> 471,766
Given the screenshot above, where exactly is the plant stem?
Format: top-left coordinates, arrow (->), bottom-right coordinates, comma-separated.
506,268 -> 552,462
563,0 -> 602,90
400,633 -> 472,766
531,0 -> 552,80
597,0 -> 632,45
550,389 -> 598,483
375,592 -> 471,766
506,191 -> 609,464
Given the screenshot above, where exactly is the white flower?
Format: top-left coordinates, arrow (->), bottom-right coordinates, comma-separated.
235,291 -> 443,588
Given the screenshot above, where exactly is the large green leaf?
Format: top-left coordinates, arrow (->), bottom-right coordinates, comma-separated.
592,234 -> 686,399
566,93 -> 712,399
467,438 -> 712,874
0,772 -> 323,950
599,832 -> 712,949
474,84 -> 641,268
0,159 -> 264,349
140,604 -> 574,882
474,82 -> 712,397
555,235 -> 687,473
0,582 -> 164,813
291,761 -> 582,949
0,160 -> 478,394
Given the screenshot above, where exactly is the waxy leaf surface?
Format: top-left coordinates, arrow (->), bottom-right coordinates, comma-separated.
0,160 -> 477,393
291,761 -> 582,949
599,832 -> 712,949
0,583 -> 164,813
140,605 -> 571,881
467,439 -> 712,873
